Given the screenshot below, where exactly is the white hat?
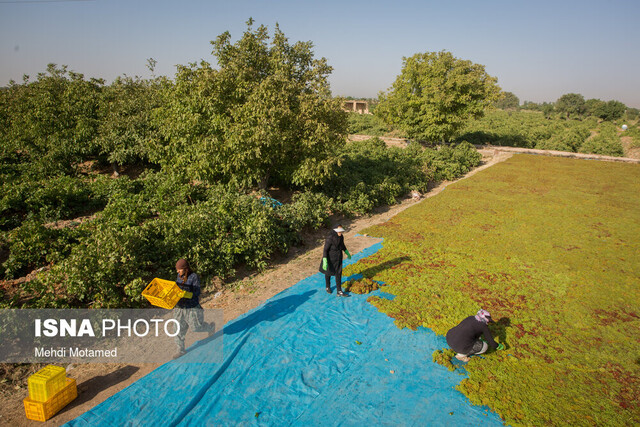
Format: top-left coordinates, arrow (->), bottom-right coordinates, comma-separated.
333,225 -> 345,233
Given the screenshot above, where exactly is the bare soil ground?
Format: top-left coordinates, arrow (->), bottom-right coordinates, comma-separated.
3,143 -> 635,426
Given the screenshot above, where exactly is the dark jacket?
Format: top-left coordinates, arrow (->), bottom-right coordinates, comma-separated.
175,272 -> 201,309
446,315 -> 498,354
319,230 -> 347,276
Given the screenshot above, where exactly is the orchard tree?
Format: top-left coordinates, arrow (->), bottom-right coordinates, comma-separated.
153,19 -> 347,189
2,64 -> 103,178
555,93 -> 586,119
96,73 -> 164,172
625,107 -> 639,121
494,91 -> 520,110
594,100 -> 626,121
585,98 -> 605,117
375,51 -> 501,142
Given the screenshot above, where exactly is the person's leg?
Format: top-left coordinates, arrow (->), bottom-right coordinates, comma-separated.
189,306 -> 215,335
336,272 -> 348,296
455,353 -> 470,362
173,308 -> 189,356
325,274 -> 332,293
456,340 -> 488,362
471,340 -> 489,355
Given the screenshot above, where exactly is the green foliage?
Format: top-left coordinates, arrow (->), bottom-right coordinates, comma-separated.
585,98 -> 605,117
346,154 -> 640,425
376,51 -> 501,142
579,132 -> 624,157
458,109 -> 626,156
315,138 -> 481,216
346,112 -> 389,136
625,107 -> 639,121
624,125 -> 640,148
25,179 -> 293,308
1,64 -> 103,178
521,101 -> 554,115
0,175 -> 100,230
555,93 -> 586,119
321,138 -> 426,215
152,20 -> 347,189
457,110 -> 558,148
493,91 -> 519,110
1,219 -> 81,279
96,75 -> 163,166
424,141 -> 482,182
156,187 -> 288,277
535,126 -> 590,152
278,191 -> 332,232
593,100 -> 626,122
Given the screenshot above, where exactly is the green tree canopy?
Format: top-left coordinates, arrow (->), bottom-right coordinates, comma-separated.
1,64 -> 103,178
594,100 -> 626,121
585,98 -> 605,116
494,91 -> 520,110
152,19 -> 347,189
375,51 -> 501,142
555,93 -> 586,119
96,74 -> 164,169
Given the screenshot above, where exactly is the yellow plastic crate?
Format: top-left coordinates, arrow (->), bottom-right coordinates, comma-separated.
27,365 -> 67,402
142,278 -> 185,309
24,377 -> 77,422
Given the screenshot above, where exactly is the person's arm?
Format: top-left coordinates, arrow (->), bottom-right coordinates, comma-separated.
323,236 -> 332,258
190,274 -> 201,299
176,275 -> 194,299
481,323 -> 499,349
339,236 -> 351,259
322,236 -> 331,269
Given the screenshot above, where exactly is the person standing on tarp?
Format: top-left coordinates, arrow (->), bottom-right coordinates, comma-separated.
445,309 -> 504,362
173,258 -> 215,358
319,225 -> 352,297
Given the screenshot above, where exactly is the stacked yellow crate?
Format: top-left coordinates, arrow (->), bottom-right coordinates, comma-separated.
23,365 -> 78,422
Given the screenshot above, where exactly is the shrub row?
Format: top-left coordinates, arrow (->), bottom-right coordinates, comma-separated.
457,110 -> 625,156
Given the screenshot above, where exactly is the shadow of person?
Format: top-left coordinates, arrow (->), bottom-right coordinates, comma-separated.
62,365 -> 140,411
491,317 -> 511,346
182,290 -> 317,358
357,256 -> 411,278
224,290 -> 317,336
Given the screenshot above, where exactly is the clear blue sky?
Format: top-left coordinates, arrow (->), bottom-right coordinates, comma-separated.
1,0 -> 639,107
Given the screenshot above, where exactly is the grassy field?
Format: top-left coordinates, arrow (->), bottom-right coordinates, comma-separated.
345,154 -> 640,425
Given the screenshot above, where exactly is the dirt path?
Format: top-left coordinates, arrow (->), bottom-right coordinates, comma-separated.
0,148 -> 516,427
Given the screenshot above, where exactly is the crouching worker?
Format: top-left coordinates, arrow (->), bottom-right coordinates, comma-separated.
446,309 -> 504,362
173,258 -> 215,358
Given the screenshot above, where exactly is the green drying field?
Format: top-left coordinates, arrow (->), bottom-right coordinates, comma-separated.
345,154 -> 640,426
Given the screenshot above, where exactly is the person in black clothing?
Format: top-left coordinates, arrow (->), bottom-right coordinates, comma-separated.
446,309 -> 504,362
319,225 -> 351,297
173,259 -> 215,358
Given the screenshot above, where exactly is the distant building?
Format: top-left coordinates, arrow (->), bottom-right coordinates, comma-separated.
343,100 -> 371,114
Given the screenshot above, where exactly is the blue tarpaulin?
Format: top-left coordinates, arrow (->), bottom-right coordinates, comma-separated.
67,242 -> 504,426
